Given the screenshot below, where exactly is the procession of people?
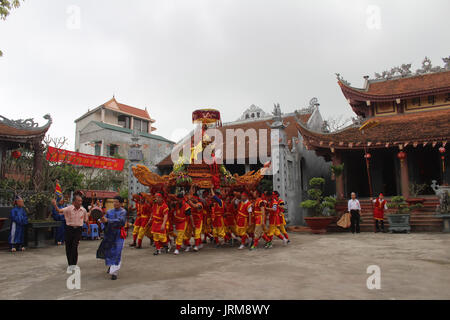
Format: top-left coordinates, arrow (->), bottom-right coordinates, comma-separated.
128,184 -> 290,257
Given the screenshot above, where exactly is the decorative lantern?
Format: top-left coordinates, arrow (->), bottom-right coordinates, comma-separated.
11,150 -> 21,159
439,146 -> 446,177
397,151 -> 406,160
364,153 -> 371,159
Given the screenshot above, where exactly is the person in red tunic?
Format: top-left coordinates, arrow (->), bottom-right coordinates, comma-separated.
210,188 -> 226,247
200,190 -> 214,245
372,193 -> 388,233
250,189 -> 271,250
184,195 -> 203,252
173,194 -> 194,255
150,193 -> 169,255
129,194 -> 143,247
223,195 -> 237,245
135,195 -> 153,249
234,192 -> 253,250
265,191 -> 288,248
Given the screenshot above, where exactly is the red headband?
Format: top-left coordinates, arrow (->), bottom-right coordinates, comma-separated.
155,193 -> 163,197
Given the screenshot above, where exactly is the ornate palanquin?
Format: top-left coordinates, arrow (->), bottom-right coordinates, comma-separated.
132,109 -> 267,191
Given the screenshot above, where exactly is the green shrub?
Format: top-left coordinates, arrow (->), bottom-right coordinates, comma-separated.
300,177 -> 335,216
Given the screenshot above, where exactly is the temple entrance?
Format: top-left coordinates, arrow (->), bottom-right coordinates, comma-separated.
344,151 -> 370,198
371,149 -> 398,196
408,146 -> 441,194
344,149 -> 398,198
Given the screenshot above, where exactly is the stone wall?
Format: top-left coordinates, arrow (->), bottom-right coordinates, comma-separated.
272,107 -> 333,226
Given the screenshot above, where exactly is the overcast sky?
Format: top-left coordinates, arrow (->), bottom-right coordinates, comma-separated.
1,0 -> 449,150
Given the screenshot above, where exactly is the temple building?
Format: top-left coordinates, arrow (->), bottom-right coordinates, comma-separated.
296,56 -> 450,202
74,97 -> 174,167
0,114 -> 52,242
0,114 -> 52,187
157,99 -> 332,225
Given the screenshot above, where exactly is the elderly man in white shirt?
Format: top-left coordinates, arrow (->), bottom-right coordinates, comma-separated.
348,192 -> 361,234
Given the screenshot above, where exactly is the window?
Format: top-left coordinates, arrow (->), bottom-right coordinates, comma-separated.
94,141 -> 102,156
141,120 -> 148,133
134,119 -> 141,132
245,114 -> 249,119
412,97 -> 421,106
132,119 -> 149,133
428,95 -> 435,105
445,93 -> 450,102
108,144 -> 119,157
257,112 -> 260,118
118,115 -> 130,128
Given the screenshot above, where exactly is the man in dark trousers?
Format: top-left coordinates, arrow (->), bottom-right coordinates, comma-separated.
52,194 -> 89,273
347,192 -> 361,234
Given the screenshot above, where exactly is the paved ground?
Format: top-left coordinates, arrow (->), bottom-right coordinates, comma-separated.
1,232 -> 450,300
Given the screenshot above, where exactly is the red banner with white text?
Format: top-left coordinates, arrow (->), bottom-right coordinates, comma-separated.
46,146 -> 125,171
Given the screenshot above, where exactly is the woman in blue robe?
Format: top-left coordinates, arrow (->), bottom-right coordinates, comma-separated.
8,196 -> 28,252
51,198 -> 66,245
96,196 -> 127,280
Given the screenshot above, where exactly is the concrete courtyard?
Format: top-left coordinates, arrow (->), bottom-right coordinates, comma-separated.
1,232 -> 449,300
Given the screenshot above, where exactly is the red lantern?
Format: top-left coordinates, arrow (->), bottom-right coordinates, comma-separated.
11,150 -> 21,159
397,151 -> 406,160
439,147 -> 446,154
364,153 -> 371,159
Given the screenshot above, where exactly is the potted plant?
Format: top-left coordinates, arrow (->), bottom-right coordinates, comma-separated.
24,191 -> 62,248
300,177 -> 336,234
387,196 -> 423,233
407,183 -> 427,206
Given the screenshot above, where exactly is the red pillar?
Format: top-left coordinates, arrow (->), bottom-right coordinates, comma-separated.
332,152 -> 345,200
399,151 -> 410,199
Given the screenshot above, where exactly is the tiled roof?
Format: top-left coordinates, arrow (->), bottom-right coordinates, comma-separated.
103,97 -> 153,121
0,123 -> 50,137
0,114 -> 52,142
92,121 -> 174,144
339,70 -> 450,102
296,108 -> 450,151
157,113 -> 312,167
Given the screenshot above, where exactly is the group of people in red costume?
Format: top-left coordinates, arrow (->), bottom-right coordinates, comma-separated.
129,184 -> 290,255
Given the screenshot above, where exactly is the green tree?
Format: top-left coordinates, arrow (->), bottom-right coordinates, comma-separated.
0,0 -> 22,57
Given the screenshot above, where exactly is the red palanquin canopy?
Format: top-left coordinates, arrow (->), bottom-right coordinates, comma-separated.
192,109 -> 221,125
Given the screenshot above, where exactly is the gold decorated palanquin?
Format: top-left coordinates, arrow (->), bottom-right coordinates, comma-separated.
132,109 -> 267,191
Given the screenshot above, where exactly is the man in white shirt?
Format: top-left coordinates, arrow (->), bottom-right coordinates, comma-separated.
347,192 -> 361,234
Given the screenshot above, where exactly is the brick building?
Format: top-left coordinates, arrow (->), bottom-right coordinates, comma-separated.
74,97 -> 174,167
